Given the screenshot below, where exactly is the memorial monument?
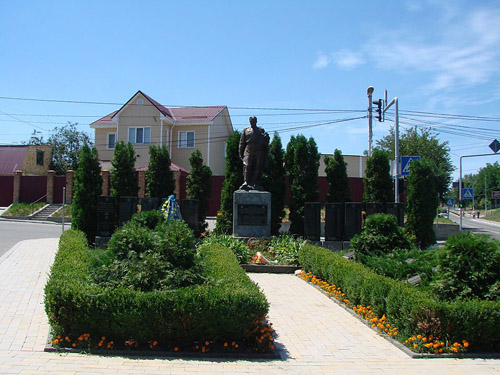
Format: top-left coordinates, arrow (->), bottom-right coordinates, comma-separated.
233,117 -> 271,237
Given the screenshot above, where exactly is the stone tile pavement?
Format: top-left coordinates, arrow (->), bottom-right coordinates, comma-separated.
0,238 -> 499,374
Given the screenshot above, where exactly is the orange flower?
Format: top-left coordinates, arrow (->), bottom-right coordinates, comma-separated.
174,347 -> 179,352
217,212 -> 222,216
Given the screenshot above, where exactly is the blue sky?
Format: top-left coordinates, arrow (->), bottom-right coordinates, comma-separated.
1,0 -> 499,183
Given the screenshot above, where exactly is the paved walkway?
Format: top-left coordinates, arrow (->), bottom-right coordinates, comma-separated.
0,239 -> 499,374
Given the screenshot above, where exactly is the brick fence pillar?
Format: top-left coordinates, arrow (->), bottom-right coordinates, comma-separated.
101,170 -> 110,196
138,170 -> 146,198
174,170 -> 181,201
13,170 -> 22,203
46,170 -> 55,203
65,170 -> 74,204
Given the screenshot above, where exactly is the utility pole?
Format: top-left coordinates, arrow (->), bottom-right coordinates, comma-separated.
384,96 -> 400,203
367,86 -> 374,157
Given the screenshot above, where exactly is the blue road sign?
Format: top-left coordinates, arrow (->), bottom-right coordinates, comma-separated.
462,188 -> 474,200
446,198 -> 454,207
401,156 -> 421,176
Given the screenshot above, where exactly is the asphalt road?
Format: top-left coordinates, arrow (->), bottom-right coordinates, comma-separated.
448,211 -> 500,241
0,219 -> 66,258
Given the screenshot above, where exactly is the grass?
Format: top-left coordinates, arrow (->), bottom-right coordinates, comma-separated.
52,205 -> 72,217
434,215 -> 456,225
483,207 -> 500,223
2,202 -> 46,216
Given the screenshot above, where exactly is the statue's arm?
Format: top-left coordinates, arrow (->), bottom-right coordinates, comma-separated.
239,131 -> 246,159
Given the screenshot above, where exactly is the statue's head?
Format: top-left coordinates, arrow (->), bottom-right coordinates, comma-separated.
249,116 -> 257,127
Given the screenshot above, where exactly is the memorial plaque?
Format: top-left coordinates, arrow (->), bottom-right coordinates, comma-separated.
365,202 -> 386,216
97,196 -> 116,237
119,196 -> 138,225
325,203 -> 343,241
304,202 -> 321,241
344,202 -> 362,240
182,199 -> 199,234
140,197 -> 160,212
386,202 -> 405,227
237,204 -> 267,226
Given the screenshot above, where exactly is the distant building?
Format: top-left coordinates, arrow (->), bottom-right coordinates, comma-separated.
90,90 -> 234,176
0,145 -> 52,176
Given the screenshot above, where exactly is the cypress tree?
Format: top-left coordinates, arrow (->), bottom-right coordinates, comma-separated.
110,141 -> 138,197
72,144 -> 102,244
405,160 -> 438,248
262,132 -> 286,235
186,149 -> 213,234
214,131 -> 243,234
324,148 -> 351,203
146,145 -> 175,199
284,134 -> 320,235
363,149 -> 393,203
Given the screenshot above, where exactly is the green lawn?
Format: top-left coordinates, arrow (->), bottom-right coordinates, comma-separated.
52,204 -> 72,217
483,207 -> 500,222
2,202 -> 46,216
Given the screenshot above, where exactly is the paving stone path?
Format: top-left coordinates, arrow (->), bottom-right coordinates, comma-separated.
0,238 -> 498,374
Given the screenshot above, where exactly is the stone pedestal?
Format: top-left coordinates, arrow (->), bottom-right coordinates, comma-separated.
233,190 -> 271,238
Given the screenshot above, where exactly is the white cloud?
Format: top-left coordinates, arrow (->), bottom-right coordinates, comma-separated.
405,0 -> 423,12
313,51 -> 331,70
332,50 -> 365,70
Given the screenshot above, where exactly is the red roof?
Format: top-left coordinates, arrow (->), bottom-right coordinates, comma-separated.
0,146 -> 29,174
90,91 -> 226,126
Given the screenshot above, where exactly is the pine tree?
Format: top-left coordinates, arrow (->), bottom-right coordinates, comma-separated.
146,145 -> 175,199
186,149 -> 213,234
72,144 -> 102,244
405,160 -> 438,249
262,132 -> 286,235
110,141 -> 138,197
363,149 -> 393,203
285,135 -> 320,235
215,131 -> 243,234
324,149 -> 351,203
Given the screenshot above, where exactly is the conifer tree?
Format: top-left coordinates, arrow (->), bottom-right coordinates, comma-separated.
146,145 -> 175,199
186,149 -> 213,234
324,149 -> 351,203
285,134 -> 320,235
363,149 -> 393,202
215,131 -> 243,234
110,141 -> 138,197
72,144 -> 102,244
262,132 -> 286,235
405,160 -> 438,248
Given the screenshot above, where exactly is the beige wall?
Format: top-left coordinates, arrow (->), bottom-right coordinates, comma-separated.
319,154 -> 367,178
94,127 -> 117,163
170,125 -> 209,171
209,108 -> 233,176
22,145 -> 52,175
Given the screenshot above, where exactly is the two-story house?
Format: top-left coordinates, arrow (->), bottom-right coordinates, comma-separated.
90,90 -> 233,176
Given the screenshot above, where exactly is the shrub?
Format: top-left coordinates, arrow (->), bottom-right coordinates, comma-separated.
363,149 -> 393,203
433,232 -> 500,301
146,145 -> 175,199
298,243 -> 500,351
110,141 -> 138,197
200,234 -> 249,264
129,209 -> 166,230
267,235 -> 307,266
45,230 -> 269,348
351,214 -> 413,257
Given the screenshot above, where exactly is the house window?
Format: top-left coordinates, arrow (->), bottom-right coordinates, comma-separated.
129,127 -> 151,144
107,133 -> 116,149
178,131 -> 195,148
36,150 -> 44,166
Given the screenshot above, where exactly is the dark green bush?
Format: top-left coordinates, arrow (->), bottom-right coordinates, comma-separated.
433,232 -> 500,301
129,210 -> 166,230
45,230 -> 269,349
351,214 -> 413,257
200,234 -> 250,264
298,243 -> 500,351
107,222 -> 160,260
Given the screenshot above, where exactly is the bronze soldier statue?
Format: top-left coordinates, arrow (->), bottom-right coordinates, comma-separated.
239,116 -> 269,191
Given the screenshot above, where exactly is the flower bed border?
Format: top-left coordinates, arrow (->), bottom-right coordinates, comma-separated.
298,272 -> 500,359
241,264 -> 300,274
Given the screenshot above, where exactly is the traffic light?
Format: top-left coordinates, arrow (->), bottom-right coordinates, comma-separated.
373,99 -> 382,122
458,200 -> 465,208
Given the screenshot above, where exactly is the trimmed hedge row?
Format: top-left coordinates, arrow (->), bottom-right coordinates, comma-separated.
44,230 -> 269,348
298,244 -> 500,352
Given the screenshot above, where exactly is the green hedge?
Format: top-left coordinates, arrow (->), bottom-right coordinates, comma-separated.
45,230 -> 269,348
299,244 -> 500,352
